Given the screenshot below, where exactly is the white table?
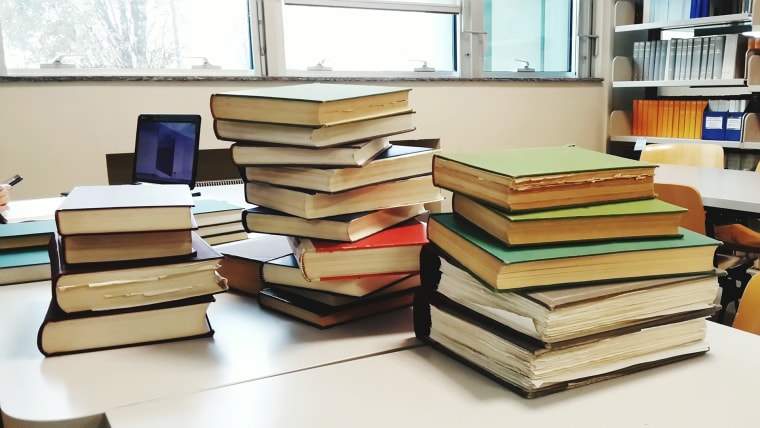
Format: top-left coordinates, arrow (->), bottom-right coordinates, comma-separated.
103,321 -> 760,428
0,281 -> 420,427
654,164 -> 760,214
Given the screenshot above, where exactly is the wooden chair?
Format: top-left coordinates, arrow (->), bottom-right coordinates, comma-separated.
733,273 -> 760,335
639,142 -> 725,168
653,183 -> 753,323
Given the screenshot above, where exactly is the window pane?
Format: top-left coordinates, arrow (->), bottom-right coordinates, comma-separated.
485,0 -> 572,73
282,5 -> 455,72
0,0 -> 252,70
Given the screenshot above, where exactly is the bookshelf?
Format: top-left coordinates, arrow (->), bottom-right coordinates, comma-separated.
608,0 -> 760,167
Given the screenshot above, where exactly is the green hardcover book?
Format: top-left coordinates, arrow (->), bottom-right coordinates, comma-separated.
210,83 -> 412,126
427,213 -> 719,291
452,194 -> 686,246
433,146 -> 657,212
0,247 -> 51,285
0,219 -> 56,250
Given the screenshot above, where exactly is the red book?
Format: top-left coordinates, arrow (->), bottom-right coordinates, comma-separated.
288,219 -> 427,281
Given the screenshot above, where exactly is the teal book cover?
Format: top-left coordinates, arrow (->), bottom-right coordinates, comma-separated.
0,247 -> 50,269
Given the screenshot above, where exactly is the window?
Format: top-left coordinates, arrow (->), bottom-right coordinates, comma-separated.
0,0 -> 592,78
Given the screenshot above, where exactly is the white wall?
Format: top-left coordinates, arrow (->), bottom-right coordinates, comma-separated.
0,80 -> 607,200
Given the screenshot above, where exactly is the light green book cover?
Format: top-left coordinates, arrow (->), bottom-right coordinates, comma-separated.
499,198 -> 686,222
430,213 -> 719,264
436,146 -> 656,178
218,83 -> 411,103
192,199 -> 243,215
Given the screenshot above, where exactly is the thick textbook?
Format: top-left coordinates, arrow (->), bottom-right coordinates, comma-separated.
0,219 -> 56,250
289,219 -> 427,281
432,146 -> 656,212
50,232 -> 227,313
0,246 -> 50,286
421,247 -> 719,345
192,199 -> 244,227
262,253 -> 413,297
231,137 -> 391,167
216,234 -> 293,296
55,184 -> 195,235
427,213 -> 719,291
245,175 -> 442,219
213,110 -> 415,147
258,275 -> 420,328
414,288 -> 709,398
59,229 -> 194,264
243,144 -> 439,193
242,204 -> 426,242
209,83 -> 412,126
37,294 -> 216,357
452,194 -> 686,246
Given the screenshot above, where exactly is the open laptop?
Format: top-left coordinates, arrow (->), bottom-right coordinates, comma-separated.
132,114 -> 202,191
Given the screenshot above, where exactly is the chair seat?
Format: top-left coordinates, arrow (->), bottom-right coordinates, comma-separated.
714,223 -> 760,249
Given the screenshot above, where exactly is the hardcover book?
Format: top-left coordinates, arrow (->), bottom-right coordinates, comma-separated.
209,83 -> 412,126
55,184 -> 195,235
427,213 -> 719,291
452,194 -> 686,246
215,234 -> 293,296
289,219 -> 428,281
420,246 -> 720,345
231,137 -> 391,167
243,144 -> 439,193
242,204 -> 426,242
50,232 -> 227,313
432,146 -> 657,212
37,294 -> 216,357
262,253 -> 412,297
0,246 -> 51,286
59,229 -> 194,264
414,288 -> 709,398
213,110 -> 415,147
258,274 -> 420,328
200,230 -> 250,245
245,175 -> 442,220
192,199 -> 244,227
0,219 -> 56,250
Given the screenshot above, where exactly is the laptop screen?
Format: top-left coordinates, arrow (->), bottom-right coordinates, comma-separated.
132,114 -> 202,189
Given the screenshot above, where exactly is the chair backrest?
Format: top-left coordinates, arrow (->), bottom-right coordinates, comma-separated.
653,182 -> 706,234
639,143 -> 725,168
733,273 -> 760,335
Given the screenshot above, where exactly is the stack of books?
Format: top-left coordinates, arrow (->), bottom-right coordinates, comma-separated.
0,218 -> 56,285
36,184 -> 229,357
210,82 -> 444,327
414,145 -> 722,398
192,199 -> 248,245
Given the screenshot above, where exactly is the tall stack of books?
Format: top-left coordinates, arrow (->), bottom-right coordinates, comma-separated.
414,145 -> 722,398
210,82 -> 443,327
36,184 -> 229,357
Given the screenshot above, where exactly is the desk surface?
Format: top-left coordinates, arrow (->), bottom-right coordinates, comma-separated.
104,321 -> 760,428
654,164 -> 760,213
0,281 -> 420,427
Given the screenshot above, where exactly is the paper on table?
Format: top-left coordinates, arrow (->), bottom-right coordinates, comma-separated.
3,197 -> 65,223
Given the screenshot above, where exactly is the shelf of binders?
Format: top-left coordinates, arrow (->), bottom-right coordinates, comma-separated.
608,110 -> 760,151
612,0 -> 760,96
614,0 -> 759,33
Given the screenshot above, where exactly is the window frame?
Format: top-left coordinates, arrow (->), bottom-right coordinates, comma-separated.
0,0 -> 594,79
